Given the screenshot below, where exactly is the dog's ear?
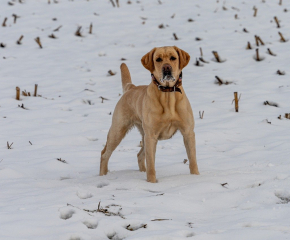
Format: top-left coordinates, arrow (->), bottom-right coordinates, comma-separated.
141,48 -> 156,72
173,46 -> 190,70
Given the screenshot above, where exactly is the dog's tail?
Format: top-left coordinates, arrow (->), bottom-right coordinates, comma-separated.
120,63 -> 133,93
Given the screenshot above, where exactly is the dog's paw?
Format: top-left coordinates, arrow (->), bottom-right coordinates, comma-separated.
139,166 -> 146,172
190,168 -> 200,175
147,177 -> 157,183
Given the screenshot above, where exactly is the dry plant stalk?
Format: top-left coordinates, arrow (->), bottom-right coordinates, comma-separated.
199,57 -> 209,64
195,58 -> 203,67
35,37 -> 43,48
253,7 -> 258,17
110,0 -> 115,7
255,48 -> 261,61
56,158 -> 67,163
53,25 -> 62,31
75,26 -> 82,37
108,70 -> 116,76
285,113 -> 290,119
7,141 -> 14,149
151,219 -> 171,221
17,35 -> 24,44
255,36 -> 259,46
89,23 -> 93,34
264,101 -> 278,107
158,24 -> 165,29
267,48 -> 276,56
34,84 -> 38,97
215,76 -> 223,85
116,0 -> 119,7
243,28 -> 249,33
234,92 -> 239,112
277,70 -> 285,75
278,32 -> 286,42
235,14 -> 238,19
18,103 -> 28,110
212,51 -> 221,62
173,33 -> 179,40
279,0 -> 282,5
215,76 -> 232,85
48,33 -> 56,39
255,35 -> 264,46
221,183 -> 228,188
12,14 -> 19,24
274,16 -> 280,28
22,90 -> 30,96
126,224 -> 147,231
16,86 -> 20,100
200,47 -> 203,57
246,41 -> 252,49
257,36 -> 264,45
199,111 -> 204,119
80,202 -> 125,218
100,96 -> 109,103
2,17 -> 7,27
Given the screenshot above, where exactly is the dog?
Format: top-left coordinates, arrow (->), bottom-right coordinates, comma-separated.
99,46 -> 199,183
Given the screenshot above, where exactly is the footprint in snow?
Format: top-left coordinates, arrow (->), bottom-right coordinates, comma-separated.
83,219 -> 98,229
86,137 -> 98,141
107,232 -> 123,240
59,207 -> 75,220
275,190 -> 290,204
76,190 -> 93,199
247,182 -> 263,188
68,235 -> 82,240
97,182 -> 109,188
186,232 -> 195,238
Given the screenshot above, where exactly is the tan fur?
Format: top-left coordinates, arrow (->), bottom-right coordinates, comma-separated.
100,46 -> 199,183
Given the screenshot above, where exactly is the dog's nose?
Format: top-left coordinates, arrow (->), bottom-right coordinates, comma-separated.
162,64 -> 172,72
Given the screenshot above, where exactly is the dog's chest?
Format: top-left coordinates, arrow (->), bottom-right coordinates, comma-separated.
157,117 -> 179,140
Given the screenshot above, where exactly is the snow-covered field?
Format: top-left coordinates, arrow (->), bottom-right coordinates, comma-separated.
1,0 -> 290,239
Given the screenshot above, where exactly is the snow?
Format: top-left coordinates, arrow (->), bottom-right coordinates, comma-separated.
1,0 -> 290,239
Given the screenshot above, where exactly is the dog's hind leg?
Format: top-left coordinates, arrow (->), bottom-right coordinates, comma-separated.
100,109 -> 132,176
136,125 -> 146,172
137,136 -> 146,172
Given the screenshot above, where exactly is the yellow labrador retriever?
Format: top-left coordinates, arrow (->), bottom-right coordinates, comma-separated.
100,46 -> 199,183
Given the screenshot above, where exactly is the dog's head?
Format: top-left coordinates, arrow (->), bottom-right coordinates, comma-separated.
141,46 -> 190,87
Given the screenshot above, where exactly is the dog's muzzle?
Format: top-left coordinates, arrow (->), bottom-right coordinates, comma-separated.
162,64 -> 175,81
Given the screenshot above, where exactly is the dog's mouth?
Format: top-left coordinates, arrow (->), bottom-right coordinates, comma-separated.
159,64 -> 176,83
161,74 -> 175,82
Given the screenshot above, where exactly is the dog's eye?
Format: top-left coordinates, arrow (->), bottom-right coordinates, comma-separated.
170,56 -> 176,61
156,58 -> 162,62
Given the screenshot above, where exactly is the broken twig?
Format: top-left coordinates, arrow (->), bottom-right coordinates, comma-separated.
7,141 -> 13,149
34,37 -> 42,48
199,111 -> 204,119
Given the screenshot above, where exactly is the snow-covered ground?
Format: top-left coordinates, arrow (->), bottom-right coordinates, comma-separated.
1,0 -> 290,239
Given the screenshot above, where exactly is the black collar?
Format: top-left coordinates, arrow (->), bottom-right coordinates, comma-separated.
151,72 -> 183,94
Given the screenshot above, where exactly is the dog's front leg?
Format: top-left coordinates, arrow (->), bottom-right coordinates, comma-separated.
182,130 -> 200,175
144,132 -> 158,183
